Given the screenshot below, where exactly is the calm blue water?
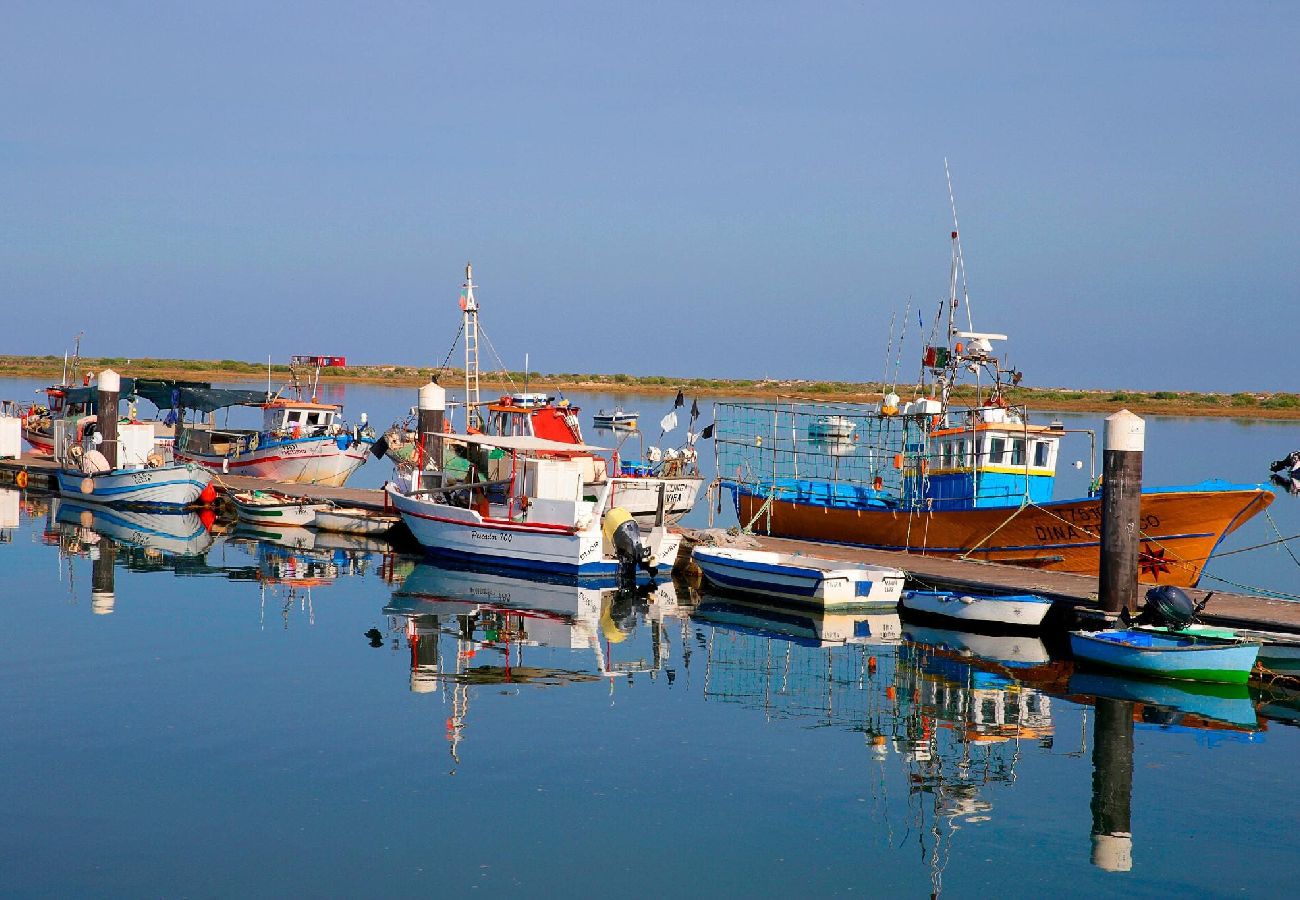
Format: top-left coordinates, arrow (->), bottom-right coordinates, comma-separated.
4,377 -> 1300,896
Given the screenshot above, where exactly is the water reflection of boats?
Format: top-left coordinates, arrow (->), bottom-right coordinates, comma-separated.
1068,671 -> 1260,732
54,498 -> 215,557
693,597 -> 902,647
901,624 -> 1050,667
384,561 -> 686,764
231,521 -> 391,555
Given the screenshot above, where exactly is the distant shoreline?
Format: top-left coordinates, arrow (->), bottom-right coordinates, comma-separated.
2,354 -> 1299,421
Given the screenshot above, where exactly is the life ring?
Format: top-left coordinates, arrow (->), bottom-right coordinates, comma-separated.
15,470 -> 28,488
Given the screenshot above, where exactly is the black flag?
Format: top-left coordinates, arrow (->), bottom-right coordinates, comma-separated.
690,398 -> 700,420
700,423 -> 714,440
674,389 -> 685,409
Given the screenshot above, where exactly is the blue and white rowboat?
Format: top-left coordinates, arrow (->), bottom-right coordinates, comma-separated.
691,546 -> 905,609
55,462 -> 211,507
1070,629 -> 1261,685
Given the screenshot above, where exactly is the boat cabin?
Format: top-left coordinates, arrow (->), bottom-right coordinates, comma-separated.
919,407 -> 1061,510
485,395 -> 584,445
263,399 -> 340,437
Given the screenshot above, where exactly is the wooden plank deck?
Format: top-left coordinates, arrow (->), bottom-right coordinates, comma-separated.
679,529 -> 1300,634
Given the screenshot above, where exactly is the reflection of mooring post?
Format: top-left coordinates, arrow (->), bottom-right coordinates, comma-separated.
408,615 -> 442,694
1099,410 -> 1144,617
1090,696 -> 1135,872
418,381 -> 446,479
91,538 -> 117,615
98,368 -> 121,469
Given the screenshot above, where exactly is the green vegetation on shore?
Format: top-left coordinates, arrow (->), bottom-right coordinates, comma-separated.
2,354 -> 1297,420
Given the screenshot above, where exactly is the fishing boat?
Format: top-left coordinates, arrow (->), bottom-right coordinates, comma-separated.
311,506 -> 401,537
808,414 -> 855,441
49,376 -> 213,508
901,590 -> 1054,630
229,490 -> 332,527
385,264 -> 704,525
593,408 -> 639,430
386,432 -> 680,581
717,213 -> 1273,588
1069,629 -> 1261,684
692,546 -> 904,609
140,365 -> 376,487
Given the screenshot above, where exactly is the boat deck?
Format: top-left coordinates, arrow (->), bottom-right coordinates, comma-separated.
5,450 -> 1299,633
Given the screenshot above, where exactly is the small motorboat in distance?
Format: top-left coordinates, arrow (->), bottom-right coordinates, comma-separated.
229,490 -> 332,527
1069,629 -> 1261,685
691,546 -> 905,609
593,408 -> 639,430
901,590 -> 1053,630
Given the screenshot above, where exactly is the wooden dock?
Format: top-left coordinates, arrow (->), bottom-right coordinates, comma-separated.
5,451 -> 1300,634
677,530 -> 1300,635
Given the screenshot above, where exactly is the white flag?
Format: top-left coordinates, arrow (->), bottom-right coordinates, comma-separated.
659,410 -> 678,433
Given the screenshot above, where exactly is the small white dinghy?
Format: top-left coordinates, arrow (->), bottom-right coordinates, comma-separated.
901,590 -> 1053,630
312,507 -> 400,536
229,490 -> 332,527
691,546 -> 905,609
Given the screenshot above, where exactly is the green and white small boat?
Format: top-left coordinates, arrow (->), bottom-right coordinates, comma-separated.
1070,629 -> 1261,685
229,489 -> 331,527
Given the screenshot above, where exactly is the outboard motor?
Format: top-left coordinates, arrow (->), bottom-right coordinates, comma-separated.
602,506 -> 654,584
1270,450 -> 1300,474
1135,585 -> 1211,630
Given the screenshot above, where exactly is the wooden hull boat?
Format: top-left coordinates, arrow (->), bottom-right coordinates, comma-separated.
901,590 -> 1053,629
229,490 -> 332,526
692,546 -> 904,609
736,481 -> 1273,589
1139,624 -> 1300,677
1069,629 -> 1261,684
54,462 -> 211,507
177,433 -> 371,487
311,507 -> 400,536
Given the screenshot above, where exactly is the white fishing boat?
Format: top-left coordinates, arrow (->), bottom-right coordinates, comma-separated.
386,432 -> 680,580
386,265 -> 705,526
808,414 -> 855,441
54,459 -> 212,508
900,590 -> 1054,629
692,546 -> 904,609
229,490 -> 332,527
50,383 -> 212,508
311,506 -> 401,536
135,366 -> 376,487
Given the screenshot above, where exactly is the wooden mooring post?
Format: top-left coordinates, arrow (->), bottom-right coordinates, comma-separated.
1099,409 -> 1144,618
98,369 -> 121,469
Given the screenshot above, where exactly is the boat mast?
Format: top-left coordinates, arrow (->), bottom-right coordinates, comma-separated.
461,263 -> 482,430
945,159 -> 973,334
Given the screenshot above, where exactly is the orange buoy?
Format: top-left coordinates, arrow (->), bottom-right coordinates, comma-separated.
80,477 -> 94,495
15,470 -> 28,488
198,508 -> 216,531
199,483 -> 218,505
893,453 -> 903,469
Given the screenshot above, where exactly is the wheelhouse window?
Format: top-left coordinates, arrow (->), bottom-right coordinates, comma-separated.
1034,440 -> 1052,468
987,436 -> 1006,465
1011,438 -> 1025,466
286,411 -> 303,424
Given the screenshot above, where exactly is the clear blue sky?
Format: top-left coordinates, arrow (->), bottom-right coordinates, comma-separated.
2,2 -> 1296,391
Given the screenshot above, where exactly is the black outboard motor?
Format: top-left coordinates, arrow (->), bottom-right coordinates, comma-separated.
1270,450 -> 1300,474
1135,585 -> 1211,630
602,507 -> 654,584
